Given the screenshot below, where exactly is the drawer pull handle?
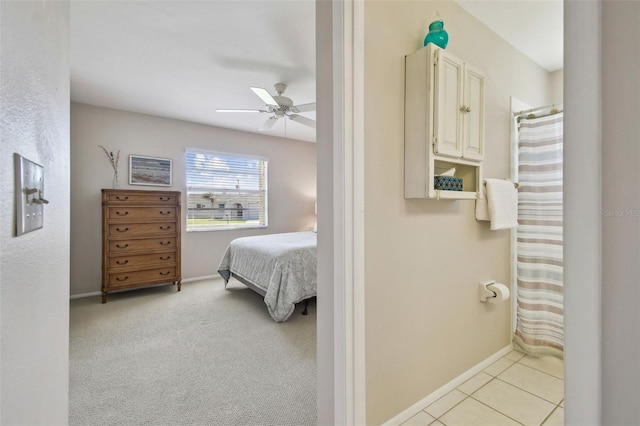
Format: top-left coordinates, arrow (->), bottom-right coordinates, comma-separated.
115,196 -> 129,201
115,260 -> 129,265
116,243 -> 129,249
159,211 -> 171,215
115,211 -> 129,216
159,197 -> 171,201
159,271 -> 171,276
160,256 -> 171,261
116,227 -> 129,232
116,276 -> 129,281
160,226 -> 171,230
160,241 -> 171,246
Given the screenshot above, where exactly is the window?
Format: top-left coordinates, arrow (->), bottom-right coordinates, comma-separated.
186,149 -> 268,231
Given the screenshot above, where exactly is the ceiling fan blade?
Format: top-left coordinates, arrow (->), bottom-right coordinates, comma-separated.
288,114 -> 316,129
216,109 -> 269,113
250,87 -> 278,106
292,102 -> 316,113
259,116 -> 279,131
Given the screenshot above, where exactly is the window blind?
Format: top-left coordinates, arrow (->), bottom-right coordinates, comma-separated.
185,149 -> 268,231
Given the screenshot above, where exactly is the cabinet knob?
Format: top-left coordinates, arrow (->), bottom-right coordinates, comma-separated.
116,276 -> 129,282
466,106 -> 472,113
460,106 -> 472,113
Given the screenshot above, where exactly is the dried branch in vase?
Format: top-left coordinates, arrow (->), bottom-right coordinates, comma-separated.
98,145 -> 120,173
98,145 -> 121,189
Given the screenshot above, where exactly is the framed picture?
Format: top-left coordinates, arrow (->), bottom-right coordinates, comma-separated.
129,155 -> 172,187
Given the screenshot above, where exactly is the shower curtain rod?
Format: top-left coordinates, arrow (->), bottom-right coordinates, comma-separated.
513,103 -> 563,117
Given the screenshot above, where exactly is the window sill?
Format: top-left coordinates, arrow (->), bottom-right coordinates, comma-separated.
186,225 -> 268,233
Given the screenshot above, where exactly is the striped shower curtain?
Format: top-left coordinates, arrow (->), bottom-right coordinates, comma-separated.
513,112 -> 564,358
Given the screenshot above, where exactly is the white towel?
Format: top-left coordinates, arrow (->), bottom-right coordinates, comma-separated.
485,178 -> 518,230
475,190 -> 490,221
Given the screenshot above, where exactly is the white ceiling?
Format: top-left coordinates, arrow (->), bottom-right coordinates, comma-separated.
70,1 -> 316,142
70,1 -> 562,144
455,0 -> 563,72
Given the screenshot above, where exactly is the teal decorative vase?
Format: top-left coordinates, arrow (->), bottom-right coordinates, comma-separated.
423,19 -> 449,49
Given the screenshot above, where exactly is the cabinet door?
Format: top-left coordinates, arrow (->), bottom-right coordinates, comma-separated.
433,49 -> 463,158
462,63 -> 485,161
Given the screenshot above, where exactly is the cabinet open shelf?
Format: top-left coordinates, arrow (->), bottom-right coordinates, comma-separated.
436,190 -> 478,200
431,157 -> 481,200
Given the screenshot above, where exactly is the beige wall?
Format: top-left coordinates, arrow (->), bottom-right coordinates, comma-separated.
550,69 -> 564,106
70,103 -> 316,295
0,1 -> 70,423
363,1 -> 555,423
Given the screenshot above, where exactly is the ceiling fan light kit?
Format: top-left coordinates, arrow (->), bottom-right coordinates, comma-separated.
217,83 -> 316,131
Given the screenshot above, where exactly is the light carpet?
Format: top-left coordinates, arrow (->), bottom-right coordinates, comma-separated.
69,278 -> 317,426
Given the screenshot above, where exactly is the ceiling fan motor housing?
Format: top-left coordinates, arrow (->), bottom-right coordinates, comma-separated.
272,95 -> 293,107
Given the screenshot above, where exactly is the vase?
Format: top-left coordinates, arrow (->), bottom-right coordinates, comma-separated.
424,19 -> 449,49
112,172 -> 120,189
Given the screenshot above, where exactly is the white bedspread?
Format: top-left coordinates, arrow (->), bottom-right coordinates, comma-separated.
218,232 -> 317,322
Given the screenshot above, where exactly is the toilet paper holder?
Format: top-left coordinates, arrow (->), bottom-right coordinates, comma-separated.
479,280 -> 499,302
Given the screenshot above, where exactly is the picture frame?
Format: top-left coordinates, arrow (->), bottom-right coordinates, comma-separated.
129,155 -> 172,187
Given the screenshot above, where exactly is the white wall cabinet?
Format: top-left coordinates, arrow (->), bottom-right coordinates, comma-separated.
405,44 -> 484,199
433,48 -> 485,161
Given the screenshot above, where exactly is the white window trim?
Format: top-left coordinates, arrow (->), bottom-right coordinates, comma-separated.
184,148 -> 268,232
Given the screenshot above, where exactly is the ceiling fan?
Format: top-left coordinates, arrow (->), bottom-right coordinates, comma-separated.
216,83 -> 316,131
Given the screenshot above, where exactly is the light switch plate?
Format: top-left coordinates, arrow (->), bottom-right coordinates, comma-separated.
14,153 -> 45,236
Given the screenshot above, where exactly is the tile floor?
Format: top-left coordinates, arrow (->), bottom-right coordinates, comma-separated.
402,350 -> 564,426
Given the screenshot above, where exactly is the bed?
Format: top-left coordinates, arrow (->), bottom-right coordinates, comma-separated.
217,231 -> 317,322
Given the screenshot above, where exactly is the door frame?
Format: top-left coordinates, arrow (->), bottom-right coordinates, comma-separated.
316,0 -> 366,424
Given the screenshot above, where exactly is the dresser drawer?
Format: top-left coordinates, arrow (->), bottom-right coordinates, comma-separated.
107,192 -> 178,205
109,252 -> 177,270
108,222 -> 176,238
108,237 -> 176,253
109,268 -> 177,287
108,206 -> 176,220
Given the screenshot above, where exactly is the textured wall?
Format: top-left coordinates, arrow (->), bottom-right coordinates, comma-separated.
362,1 -> 554,423
70,103 -> 317,295
0,1 -> 70,424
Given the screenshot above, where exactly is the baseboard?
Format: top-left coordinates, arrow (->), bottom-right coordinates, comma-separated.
181,274 -> 221,284
382,344 -> 514,426
70,291 -> 101,300
69,275 -> 222,300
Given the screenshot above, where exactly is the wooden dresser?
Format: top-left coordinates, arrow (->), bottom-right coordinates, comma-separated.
101,189 -> 182,303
